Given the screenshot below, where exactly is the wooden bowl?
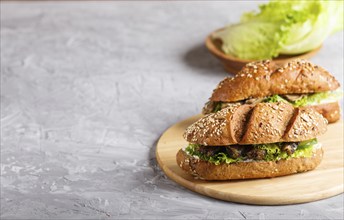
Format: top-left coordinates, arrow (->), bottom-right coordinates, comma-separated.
205,30 -> 322,74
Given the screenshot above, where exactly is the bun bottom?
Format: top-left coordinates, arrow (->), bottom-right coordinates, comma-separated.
176,148 -> 323,180
312,102 -> 340,123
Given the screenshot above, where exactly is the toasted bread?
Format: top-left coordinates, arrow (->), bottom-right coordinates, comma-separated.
184,102 -> 327,146
210,60 -> 340,102
176,147 -> 323,180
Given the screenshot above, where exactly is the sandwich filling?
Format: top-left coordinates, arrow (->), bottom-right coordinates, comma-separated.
184,139 -> 320,165
203,90 -> 342,114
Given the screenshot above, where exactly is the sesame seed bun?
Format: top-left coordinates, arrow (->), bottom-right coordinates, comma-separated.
184,102 -> 327,146
311,102 -> 340,123
210,60 -> 340,102
176,147 -> 323,180
203,102 -> 340,124
205,59 -> 341,123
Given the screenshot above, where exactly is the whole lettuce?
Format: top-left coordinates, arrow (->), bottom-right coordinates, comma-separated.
213,0 -> 344,59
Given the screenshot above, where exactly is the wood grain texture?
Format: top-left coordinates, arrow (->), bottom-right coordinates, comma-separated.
156,115 -> 344,205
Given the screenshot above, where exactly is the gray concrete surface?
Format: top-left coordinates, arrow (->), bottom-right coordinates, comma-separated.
1,1 -> 343,219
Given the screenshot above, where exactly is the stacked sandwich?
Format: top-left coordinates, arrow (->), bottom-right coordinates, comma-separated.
177,59 -> 341,180
203,59 -> 341,123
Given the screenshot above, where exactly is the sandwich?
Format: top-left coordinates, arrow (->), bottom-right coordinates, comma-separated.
203,59 -> 342,123
177,102 -> 327,180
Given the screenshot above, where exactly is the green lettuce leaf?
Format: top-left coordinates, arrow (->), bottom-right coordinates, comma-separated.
263,90 -> 343,107
214,22 -> 282,59
213,102 -> 223,112
263,94 -> 288,104
255,143 -> 284,161
184,139 -> 317,165
254,139 -> 317,161
185,144 -> 242,165
292,139 -> 318,158
208,152 -> 242,165
213,0 -> 344,59
293,90 -> 343,107
211,90 -> 342,113
298,138 -> 318,149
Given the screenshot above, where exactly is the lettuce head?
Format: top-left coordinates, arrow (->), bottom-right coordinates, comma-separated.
213,0 -> 344,59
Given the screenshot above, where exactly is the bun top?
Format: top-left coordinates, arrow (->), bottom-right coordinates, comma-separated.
210,59 -> 340,102
184,102 -> 327,146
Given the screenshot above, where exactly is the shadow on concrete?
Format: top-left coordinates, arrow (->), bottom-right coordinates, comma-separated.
183,43 -> 228,77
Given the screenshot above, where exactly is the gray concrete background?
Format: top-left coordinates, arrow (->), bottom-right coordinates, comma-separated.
1,1 -> 343,219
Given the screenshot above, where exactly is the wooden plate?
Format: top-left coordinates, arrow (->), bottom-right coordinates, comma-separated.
156,115 -> 343,205
205,29 -> 322,74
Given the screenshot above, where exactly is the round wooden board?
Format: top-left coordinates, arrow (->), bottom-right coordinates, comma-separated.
156,115 -> 344,205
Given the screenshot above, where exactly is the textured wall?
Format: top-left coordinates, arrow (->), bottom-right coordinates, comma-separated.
1,1 -> 343,219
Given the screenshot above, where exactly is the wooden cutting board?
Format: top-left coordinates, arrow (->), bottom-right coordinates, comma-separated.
156,115 -> 344,205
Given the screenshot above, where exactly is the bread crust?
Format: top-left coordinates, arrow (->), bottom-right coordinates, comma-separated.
176,148 -> 323,180
240,102 -> 294,144
311,102 -> 340,123
184,102 -> 327,146
210,60 -> 340,102
203,101 -> 341,124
